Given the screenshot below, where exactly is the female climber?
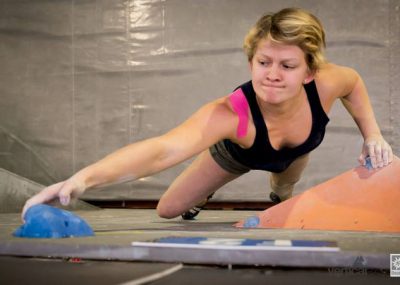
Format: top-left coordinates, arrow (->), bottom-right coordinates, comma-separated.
22,8 -> 393,221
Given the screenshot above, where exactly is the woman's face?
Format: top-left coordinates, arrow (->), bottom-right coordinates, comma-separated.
250,38 -> 313,105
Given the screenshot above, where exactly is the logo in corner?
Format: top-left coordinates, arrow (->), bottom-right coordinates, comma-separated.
391,254 -> 400,277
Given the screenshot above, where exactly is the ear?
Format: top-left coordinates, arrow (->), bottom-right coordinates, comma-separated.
303,70 -> 315,85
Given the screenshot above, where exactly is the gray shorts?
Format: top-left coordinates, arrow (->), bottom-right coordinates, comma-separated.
209,140 -> 251,175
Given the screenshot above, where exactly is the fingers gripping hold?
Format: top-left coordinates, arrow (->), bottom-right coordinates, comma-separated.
361,136 -> 393,169
21,176 -> 87,222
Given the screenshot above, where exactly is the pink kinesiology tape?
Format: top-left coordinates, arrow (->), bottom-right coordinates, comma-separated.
229,89 -> 249,138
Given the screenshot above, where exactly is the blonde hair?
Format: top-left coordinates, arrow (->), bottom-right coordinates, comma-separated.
244,8 -> 326,72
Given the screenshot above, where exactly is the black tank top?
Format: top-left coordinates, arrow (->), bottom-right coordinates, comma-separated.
223,80 -> 329,173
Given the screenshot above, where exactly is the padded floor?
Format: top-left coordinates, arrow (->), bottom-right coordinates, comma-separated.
0,256 -> 395,285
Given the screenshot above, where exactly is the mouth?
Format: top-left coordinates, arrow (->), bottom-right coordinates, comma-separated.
262,84 -> 285,89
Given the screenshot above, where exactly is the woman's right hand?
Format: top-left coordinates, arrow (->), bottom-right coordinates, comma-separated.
21,176 -> 86,221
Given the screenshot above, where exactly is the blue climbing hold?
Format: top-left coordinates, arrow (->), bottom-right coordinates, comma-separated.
14,204 -> 94,238
243,216 -> 260,228
364,156 -> 373,171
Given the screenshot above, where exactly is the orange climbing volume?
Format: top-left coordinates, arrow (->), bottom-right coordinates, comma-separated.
236,156 -> 400,233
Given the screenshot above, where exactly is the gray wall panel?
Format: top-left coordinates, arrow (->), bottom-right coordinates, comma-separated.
0,0 -> 398,202
390,0 -> 400,153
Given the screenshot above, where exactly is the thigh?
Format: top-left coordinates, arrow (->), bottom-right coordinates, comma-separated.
270,154 -> 310,185
157,149 -> 241,218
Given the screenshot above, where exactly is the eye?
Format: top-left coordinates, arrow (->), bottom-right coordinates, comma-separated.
259,60 -> 270,66
282,64 -> 295,69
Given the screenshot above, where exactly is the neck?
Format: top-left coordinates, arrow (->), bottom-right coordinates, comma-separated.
257,88 -> 306,122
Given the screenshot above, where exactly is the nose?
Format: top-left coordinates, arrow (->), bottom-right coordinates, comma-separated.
266,64 -> 281,82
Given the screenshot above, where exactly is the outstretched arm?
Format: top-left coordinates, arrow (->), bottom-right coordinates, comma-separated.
338,67 -> 393,168
22,99 -> 236,218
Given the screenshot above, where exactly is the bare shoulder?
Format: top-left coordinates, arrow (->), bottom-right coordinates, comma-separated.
198,96 -> 237,123
316,63 -> 359,97
314,63 -> 360,110
168,95 -> 238,142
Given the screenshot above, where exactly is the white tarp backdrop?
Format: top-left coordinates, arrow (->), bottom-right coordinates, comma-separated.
0,0 -> 399,202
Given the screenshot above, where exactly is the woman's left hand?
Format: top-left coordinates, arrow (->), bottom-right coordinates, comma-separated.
358,135 -> 393,169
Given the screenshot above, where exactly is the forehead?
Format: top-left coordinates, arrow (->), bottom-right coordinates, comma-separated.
255,38 -> 305,61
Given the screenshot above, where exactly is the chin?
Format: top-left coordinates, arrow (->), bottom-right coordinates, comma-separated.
266,98 -> 285,105
258,93 -> 285,105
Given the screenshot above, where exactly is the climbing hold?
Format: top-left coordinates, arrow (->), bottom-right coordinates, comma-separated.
243,216 -> 260,228
14,204 -> 94,238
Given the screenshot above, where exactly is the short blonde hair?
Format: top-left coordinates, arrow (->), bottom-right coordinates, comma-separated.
244,8 -> 326,72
